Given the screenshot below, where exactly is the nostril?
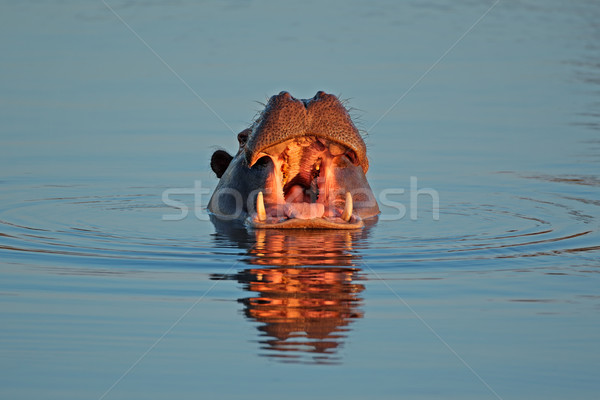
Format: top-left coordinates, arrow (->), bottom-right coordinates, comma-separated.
302,91 -> 327,108
254,156 -> 272,168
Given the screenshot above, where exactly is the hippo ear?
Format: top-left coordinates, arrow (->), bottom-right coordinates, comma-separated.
211,150 -> 233,179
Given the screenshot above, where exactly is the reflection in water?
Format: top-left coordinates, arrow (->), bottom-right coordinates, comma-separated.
215,266 -> 364,364
210,215 -> 375,266
211,225 -> 373,364
249,229 -> 362,267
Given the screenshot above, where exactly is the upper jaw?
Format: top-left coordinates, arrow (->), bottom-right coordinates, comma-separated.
244,91 -> 370,174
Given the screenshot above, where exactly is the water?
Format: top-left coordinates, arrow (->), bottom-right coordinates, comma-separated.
1,1 -> 599,399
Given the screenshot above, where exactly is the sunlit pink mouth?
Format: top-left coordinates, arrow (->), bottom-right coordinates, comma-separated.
247,136 -> 363,229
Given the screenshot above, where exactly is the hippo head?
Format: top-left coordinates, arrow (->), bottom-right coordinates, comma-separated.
208,91 -> 379,229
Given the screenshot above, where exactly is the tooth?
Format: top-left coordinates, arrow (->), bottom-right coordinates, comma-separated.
257,191 -> 266,222
341,192 -> 353,222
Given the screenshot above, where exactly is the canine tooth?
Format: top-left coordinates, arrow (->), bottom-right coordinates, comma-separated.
256,191 -> 266,222
341,192 -> 353,222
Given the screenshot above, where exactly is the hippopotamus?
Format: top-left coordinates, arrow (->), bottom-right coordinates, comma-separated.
208,91 -> 379,229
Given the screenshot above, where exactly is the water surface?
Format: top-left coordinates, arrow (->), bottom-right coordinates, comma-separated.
1,1 -> 599,399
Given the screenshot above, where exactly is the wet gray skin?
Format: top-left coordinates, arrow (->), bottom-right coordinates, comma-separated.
208,91 -> 379,229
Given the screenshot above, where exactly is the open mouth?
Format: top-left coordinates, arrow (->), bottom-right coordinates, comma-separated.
248,136 -> 363,229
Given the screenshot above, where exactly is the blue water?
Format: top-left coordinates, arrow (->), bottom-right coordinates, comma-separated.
1,1 -> 599,399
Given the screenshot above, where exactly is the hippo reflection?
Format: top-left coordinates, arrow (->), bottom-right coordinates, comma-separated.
209,91 -> 379,229
212,266 -> 365,364
211,228 -> 373,363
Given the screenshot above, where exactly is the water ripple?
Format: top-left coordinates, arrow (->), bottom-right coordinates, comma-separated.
1,175 -> 598,269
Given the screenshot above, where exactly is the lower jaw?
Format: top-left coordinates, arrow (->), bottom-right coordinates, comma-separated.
248,216 -> 364,229
249,190 -> 362,229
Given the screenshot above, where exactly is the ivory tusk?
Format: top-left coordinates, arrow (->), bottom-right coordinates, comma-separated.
341,191 -> 353,222
256,191 -> 267,222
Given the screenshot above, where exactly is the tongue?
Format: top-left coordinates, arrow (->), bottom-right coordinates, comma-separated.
284,203 -> 325,220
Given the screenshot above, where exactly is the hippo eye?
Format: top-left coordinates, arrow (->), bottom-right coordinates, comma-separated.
237,129 -> 250,146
